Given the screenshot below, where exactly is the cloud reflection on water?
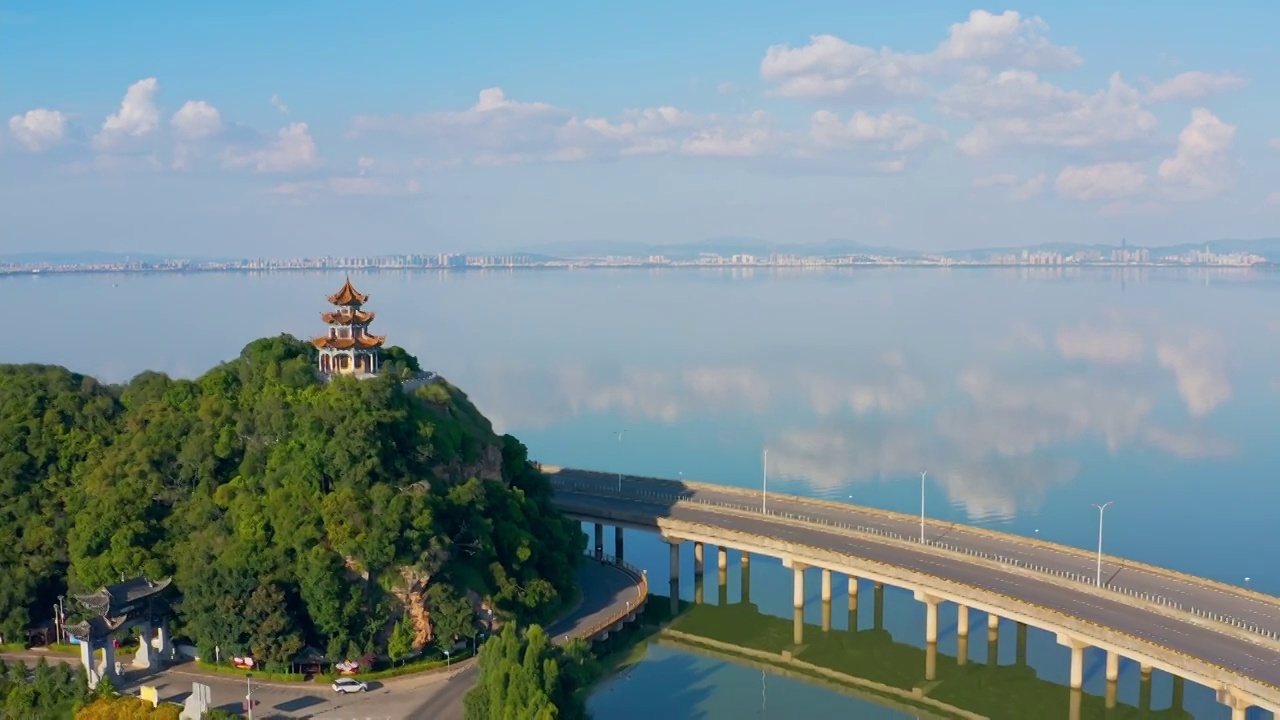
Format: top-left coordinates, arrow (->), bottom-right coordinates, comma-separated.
452,318 -> 1236,523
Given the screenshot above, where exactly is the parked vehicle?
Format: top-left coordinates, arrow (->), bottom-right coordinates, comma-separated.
331,678 -> 368,694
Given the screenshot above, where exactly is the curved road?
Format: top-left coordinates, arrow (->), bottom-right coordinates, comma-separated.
397,560 -> 638,720
551,469 -> 1280,633
551,487 -> 1280,693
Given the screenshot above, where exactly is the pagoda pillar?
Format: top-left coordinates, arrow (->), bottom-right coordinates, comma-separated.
80,639 -> 102,688
133,621 -> 155,669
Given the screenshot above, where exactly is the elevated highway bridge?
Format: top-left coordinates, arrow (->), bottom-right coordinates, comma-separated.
545,466 -> 1280,719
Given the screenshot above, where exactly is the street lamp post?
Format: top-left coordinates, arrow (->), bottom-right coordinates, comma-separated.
444,649 -> 452,667
1091,501 -> 1114,587
57,596 -> 65,644
762,448 -> 768,513
612,431 -> 625,492
245,673 -> 254,720
919,471 -> 928,543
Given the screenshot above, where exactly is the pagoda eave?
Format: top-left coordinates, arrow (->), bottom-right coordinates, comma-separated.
313,336 -> 386,350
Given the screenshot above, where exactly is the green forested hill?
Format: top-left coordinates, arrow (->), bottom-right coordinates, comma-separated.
0,335 -> 582,667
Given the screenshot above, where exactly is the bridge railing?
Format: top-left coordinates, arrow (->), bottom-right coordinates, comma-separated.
550,476 -> 1280,644
571,552 -> 649,643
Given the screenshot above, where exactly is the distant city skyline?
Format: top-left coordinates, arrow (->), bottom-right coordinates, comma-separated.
3,2 -> 1278,256
3,236 -> 1274,275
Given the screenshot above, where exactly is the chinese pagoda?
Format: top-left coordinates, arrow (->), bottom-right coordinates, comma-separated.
313,276 -> 386,376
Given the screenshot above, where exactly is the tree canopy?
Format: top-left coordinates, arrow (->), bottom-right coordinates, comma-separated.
464,624 -> 599,720
0,337 -> 583,668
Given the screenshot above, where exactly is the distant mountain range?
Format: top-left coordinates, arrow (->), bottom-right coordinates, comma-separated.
5,236 -> 1279,265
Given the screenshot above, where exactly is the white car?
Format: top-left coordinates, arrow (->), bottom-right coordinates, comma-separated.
331,677 -> 368,694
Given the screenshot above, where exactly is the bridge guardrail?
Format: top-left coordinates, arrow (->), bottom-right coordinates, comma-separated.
551,477 -> 1280,643
572,552 -> 648,643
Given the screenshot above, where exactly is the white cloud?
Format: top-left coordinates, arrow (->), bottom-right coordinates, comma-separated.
937,70 -> 1077,120
716,82 -> 737,96
809,110 -> 945,152
934,10 -> 1082,69
760,10 -> 1077,101
1146,71 -> 1245,103
958,73 -> 1157,155
98,78 -> 160,145
170,100 -> 223,140
271,94 -> 289,114
760,35 -> 932,101
8,108 -> 66,152
1157,108 -> 1236,201
352,89 -> 931,171
224,122 -> 320,173
973,173 -> 1047,201
1055,162 -> 1148,200
680,115 -> 775,158
1267,191 -> 1280,208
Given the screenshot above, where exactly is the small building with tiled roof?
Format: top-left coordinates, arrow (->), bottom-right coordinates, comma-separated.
313,277 -> 385,376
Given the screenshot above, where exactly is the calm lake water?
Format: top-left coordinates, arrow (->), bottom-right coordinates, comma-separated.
8,267 -> 1280,719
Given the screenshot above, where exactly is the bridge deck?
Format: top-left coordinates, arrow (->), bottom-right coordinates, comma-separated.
546,468 -> 1280,707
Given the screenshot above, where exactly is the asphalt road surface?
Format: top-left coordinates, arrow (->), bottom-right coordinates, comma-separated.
552,469 -> 1280,633
552,487 -> 1280,690
2,560 -> 639,719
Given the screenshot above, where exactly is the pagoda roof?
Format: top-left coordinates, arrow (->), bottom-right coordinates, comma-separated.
312,334 -> 386,350
328,276 -> 369,306
66,615 -> 132,642
322,309 -> 375,325
73,576 -> 173,616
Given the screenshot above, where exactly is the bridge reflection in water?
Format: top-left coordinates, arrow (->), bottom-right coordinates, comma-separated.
662,569 -> 1188,720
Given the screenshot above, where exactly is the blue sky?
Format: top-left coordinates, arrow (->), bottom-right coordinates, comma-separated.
3,1 -> 1277,257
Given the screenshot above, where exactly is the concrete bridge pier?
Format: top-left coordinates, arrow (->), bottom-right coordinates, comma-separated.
740,556 -> 751,604
694,574 -> 704,605
987,615 -> 1000,667
957,633 -> 968,666
717,548 -> 728,603
820,569 -> 833,632
666,539 -> 682,616
594,523 -> 604,559
1069,688 -> 1083,720
913,590 -> 941,644
785,559 -> 807,610
1104,650 -> 1120,709
957,604 -> 970,638
1057,634 -> 1089,690
614,527 -> 624,561
925,641 -> 937,681
1217,687 -> 1254,720
873,583 -> 885,631
1171,676 -> 1185,713
1139,665 -> 1152,714
693,542 -> 704,577
1016,622 -> 1027,666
